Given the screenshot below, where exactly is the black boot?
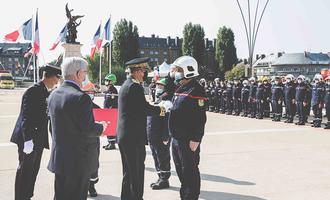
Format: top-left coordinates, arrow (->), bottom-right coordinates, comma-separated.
104,142 -> 116,150
324,122 -> 330,129
89,183 -> 98,197
151,179 -> 169,190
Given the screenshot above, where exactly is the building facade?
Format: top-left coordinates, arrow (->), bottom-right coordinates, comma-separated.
0,43 -> 33,80
253,52 -> 330,79
138,34 -> 217,73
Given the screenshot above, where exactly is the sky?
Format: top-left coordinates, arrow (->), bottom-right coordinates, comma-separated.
1,0 -> 330,64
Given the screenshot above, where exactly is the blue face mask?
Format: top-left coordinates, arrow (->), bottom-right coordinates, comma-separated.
174,72 -> 184,85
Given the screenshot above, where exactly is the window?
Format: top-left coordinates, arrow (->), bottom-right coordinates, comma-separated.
155,51 -> 159,55
155,58 -> 159,62
140,50 -> 144,54
163,52 -> 168,55
150,51 -> 154,55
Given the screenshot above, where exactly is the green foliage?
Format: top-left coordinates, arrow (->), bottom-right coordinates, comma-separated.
224,62 -> 246,80
182,22 -> 205,66
85,53 -> 127,85
112,19 -> 140,66
216,26 -> 238,77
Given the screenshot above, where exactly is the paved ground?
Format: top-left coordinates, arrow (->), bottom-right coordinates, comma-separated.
1,88 -> 330,200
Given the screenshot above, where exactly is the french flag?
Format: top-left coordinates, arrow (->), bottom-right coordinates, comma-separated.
50,25 -> 67,50
32,11 -> 40,54
4,18 -> 32,42
103,18 -> 111,41
90,24 -> 101,60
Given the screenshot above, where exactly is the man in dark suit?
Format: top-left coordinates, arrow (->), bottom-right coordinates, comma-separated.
117,57 -> 172,200
47,57 -> 106,200
11,64 -> 61,200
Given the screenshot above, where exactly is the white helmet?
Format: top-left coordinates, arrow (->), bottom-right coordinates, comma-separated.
214,78 -> 220,82
172,56 -> 199,78
297,75 -> 305,81
199,78 -> 206,83
249,77 -> 256,82
285,74 -> 295,81
242,80 -> 249,85
313,74 -> 323,81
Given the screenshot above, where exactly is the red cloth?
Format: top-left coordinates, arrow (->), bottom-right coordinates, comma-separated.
93,108 -> 118,136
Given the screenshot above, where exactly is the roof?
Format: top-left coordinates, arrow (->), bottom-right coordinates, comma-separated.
254,52 -> 330,67
273,53 -> 330,65
139,35 -> 181,49
0,43 -> 31,53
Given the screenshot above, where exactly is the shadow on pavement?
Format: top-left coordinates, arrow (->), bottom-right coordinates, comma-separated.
169,186 -> 267,200
145,167 -> 255,186
89,194 -> 120,200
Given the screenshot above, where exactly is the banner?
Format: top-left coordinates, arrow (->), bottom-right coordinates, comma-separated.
93,108 -> 118,136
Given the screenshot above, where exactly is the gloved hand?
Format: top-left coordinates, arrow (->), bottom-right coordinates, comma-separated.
23,140 -> 34,154
162,100 -> 173,112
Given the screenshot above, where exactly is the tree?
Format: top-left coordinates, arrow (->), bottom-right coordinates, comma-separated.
216,26 -> 238,77
85,52 -> 127,85
182,23 -> 205,66
224,62 -> 246,80
112,19 -> 139,66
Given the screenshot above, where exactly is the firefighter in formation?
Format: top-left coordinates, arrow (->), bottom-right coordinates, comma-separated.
201,73 -> 330,129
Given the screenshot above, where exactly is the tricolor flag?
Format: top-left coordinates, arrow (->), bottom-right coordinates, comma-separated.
50,25 -> 67,50
90,24 -> 101,60
4,18 -> 32,42
32,11 -> 40,54
103,18 -> 111,41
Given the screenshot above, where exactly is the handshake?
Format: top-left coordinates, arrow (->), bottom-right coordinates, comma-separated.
158,100 -> 173,112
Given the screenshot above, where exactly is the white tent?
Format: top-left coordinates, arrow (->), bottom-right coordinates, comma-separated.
148,61 -> 171,78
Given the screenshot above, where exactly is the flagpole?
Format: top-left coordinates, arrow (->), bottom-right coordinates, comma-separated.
32,13 -> 36,83
99,20 -> 102,88
35,9 -> 39,82
109,14 -> 112,74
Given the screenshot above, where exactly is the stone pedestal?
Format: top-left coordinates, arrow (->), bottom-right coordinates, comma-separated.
62,43 -> 83,58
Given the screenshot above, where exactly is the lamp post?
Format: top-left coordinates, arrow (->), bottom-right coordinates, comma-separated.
236,0 -> 270,77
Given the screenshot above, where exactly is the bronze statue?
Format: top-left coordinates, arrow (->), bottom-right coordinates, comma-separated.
65,3 -> 84,44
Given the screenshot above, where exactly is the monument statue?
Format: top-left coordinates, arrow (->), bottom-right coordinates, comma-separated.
65,3 -> 84,44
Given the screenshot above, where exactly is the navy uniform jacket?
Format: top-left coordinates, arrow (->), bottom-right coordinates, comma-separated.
147,112 -> 169,143
271,84 -> 284,101
11,81 -> 50,149
232,84 -> 242,100
295,83 -> 309,103
241,85 -> 250,103
169,79 -> 207,142
47,81 -> 103,175
264,83 -> 272,100
311,83 -> 326,106
284,83 -> 296,102
325,84 -> 330,105
249,83 -> 258,100
117,76 -> 162,145
103,85 -> 118,108
226,85 -> 233,99
256,84 -> 266,100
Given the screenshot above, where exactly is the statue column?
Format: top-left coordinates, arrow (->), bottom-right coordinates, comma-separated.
62,43 -> 83,58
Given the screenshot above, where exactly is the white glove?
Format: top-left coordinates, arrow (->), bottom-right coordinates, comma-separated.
23,140 -> 34,154
162,100 -> 173,112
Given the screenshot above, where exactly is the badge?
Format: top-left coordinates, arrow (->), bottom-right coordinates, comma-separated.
198,99 -> 204,107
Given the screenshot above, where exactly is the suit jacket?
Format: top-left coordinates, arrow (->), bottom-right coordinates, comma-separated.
47,81 -> 103,176
117,76 -> 161,145
11,81 -> 50,149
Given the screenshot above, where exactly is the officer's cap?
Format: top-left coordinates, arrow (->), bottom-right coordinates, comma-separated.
125,57 -> 150,69
39,64 -> 62,78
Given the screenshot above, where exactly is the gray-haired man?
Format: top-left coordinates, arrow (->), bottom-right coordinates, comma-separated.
47,57 -> 107,200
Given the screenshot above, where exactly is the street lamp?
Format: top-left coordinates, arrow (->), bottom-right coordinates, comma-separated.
236,0 -> 270,77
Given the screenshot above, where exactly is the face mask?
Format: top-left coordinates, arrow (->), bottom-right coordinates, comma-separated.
105,81 -> 109,86
315,80 -> 319,84
234,81 -> 238,85
155,88 -> 164,95
174,72 -> 184,85
82,74 -> 89,87
227,84 -> 231,87
275,81 -> 279,85
297,80 -> 302,84
169,72 -> 175,78
258,82 -> 262,86
243,84 -> 247,87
